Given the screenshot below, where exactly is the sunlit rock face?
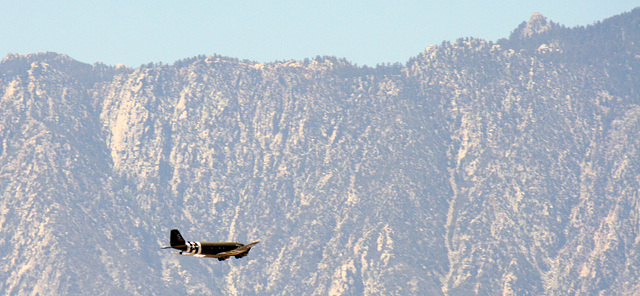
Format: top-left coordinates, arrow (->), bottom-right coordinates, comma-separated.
1,8 -> 640,295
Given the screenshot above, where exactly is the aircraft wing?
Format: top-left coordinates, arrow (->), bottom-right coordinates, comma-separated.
214,241 -> 260,259
203,241 -> 260,260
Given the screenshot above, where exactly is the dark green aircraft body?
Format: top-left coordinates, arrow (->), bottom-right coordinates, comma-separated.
162,229 -> 259,261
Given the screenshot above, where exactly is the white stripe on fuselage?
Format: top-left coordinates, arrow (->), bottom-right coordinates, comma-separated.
186,241 -> 201,255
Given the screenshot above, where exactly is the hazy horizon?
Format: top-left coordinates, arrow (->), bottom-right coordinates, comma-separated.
2,1 -> 639,66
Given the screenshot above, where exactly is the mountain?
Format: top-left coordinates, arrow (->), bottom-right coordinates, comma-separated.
1,8 -> 640,295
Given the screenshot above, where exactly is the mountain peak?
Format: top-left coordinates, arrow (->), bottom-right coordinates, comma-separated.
509,12 -> 554,40
521,12 -> 552,38
520,12 -> 551,38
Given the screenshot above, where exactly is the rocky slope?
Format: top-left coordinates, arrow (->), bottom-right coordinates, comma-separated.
1,8 -> 639,295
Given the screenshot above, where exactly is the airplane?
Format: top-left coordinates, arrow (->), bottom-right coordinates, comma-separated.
162,229 -> 259,261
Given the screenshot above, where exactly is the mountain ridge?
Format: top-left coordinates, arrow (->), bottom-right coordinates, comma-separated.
1,8 -> 640,295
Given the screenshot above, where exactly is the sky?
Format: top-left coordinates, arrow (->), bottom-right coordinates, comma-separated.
2,1 -> 638,67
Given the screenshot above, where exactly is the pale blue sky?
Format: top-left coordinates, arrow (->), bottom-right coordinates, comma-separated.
2,1 -> 638,67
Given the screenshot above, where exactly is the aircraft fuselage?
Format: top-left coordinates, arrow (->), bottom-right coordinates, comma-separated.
176,241 -> 244,256
163,229 -> 259,261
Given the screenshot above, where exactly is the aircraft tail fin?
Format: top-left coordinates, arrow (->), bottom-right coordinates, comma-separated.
170,229 -> 186,247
